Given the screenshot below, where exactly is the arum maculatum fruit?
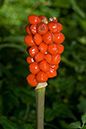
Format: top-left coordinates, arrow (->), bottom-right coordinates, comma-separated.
24,14 -> 65,87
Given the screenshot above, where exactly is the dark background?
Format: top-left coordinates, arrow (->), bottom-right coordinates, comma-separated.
0,0 -> 86,129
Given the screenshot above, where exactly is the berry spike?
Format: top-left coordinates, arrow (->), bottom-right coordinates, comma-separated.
24,15 -> 65,87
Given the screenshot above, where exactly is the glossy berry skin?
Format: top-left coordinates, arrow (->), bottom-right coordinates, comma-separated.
28,14 -> 41,24
42,31 -> 53,44
48,43 -> 58,55
48,22 -> 58,33
29,62 -> 40,75
34,52 -> 44,62
50,64 -> 59,70
34,33 -> 42,45
57,23 -> 63,32
37,22 -> 48,35
25,25 -> 31,34
57,44 -> 64,54
51,54 -> 61,64
30,24 -> 37,34
45,53 -> 52,64
39,15 -> 48,21
36,71 -> 48,82
46,67 -> 57,78
25,15 -> 65,87
27,56 -> 34,64
24,35 -> 36,46
54,32 -> 65,44
29,46 -> 38,57
39,60 -> 50,72
38,42 -> 48,54
26,74 -> 38,87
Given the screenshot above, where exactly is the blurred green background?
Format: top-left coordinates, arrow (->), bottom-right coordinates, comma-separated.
0,0 -> 86,129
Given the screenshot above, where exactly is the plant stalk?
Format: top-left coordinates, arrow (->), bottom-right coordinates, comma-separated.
35,82 -> 47,129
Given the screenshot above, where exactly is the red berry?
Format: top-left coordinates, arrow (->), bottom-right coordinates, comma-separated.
42,31 -> 53,44
26,56 -> 34,64
48,22 -> 58,33
34,33 -> 42,45
30,24 -> 37,34
34,52 -> 44,62
48,43 -> 58,55
36,71 -> 48,82
50,64 -> 59,70
51,54 -> 61,64
26,74 -> 38,87
38,42 -> 48,54
37,22 -> 48,35
25,25 -> 31,34
29,46 -> 38,57
57,44 -> 64,54
24,35 -> 35,46
29,62 -> 40,75
54,32 -> 65,44
28,14 -> 41,24
57,23 -> 63,32
46,67 -> 57,78
39,60 -> 50,72
45,53 -> 52,64
39,15 -> 48,21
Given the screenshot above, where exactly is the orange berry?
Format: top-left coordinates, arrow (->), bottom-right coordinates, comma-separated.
30,24 -> 37,34
38,42 -> 48,54
51,54 -> 61,64
48,43 -> 58,55
34,52 -> 44,62
39,15 -> 48,21
57,23 -> 63,32
29,46 -> 38,57
54,32 -> 65,44
39,60 -> 50,72
57,44 -> 64,54
45,53 -> 52,64
24,35 -> 35,46
29,62 -> 40,75
42,31 -> 53,44
37,22 -> 48,35
25,25 -> 31,34
48,22 -> 58,33
50,64 -> 59,70
28,14 -> 41,24
36,71 -> 48,82
46,67 -> 57,78
34,33 -> 42,45
26,56 -> 34,64
26,74 -> 38,87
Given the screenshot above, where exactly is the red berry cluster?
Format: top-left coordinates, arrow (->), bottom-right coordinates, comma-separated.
24,14 -> 65,87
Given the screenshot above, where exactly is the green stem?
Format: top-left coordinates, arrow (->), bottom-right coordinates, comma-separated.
35,87 -> 46,129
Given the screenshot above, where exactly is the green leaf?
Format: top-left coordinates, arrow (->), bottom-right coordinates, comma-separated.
0,116 -> 17,129
77,99 -> 86,113
81,112 -> 86,125
68,121 -> 81,128
52,0 -> 71,8
82,125 -> 86,129
0,43 -> 26,53
23,124 -> 34,129
0,0 -> 4,7
70,0 -> 85,18
45,108 -> 55,122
